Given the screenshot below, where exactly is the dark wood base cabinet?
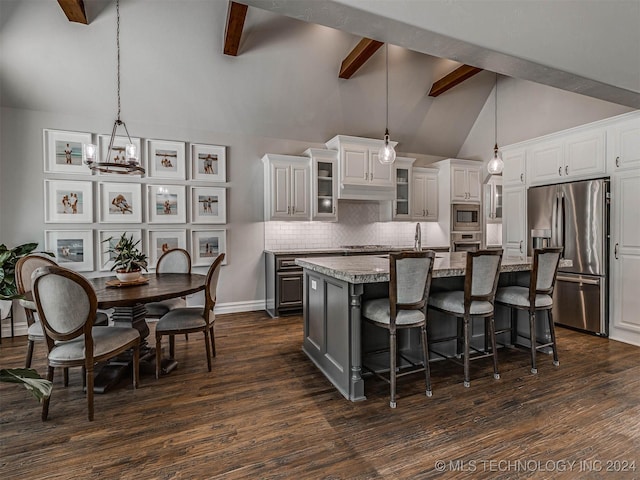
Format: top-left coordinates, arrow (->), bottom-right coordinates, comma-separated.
265,252 -> 306,317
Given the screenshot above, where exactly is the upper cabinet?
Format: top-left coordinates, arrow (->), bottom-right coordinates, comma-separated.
262,154 -> 311,221
451,165 -> 481,202
502,147 -> 527,186
325,135 -> 397,200
527,129 -> 606,186
411,167 -> 438,221
485,175 -> 502,223
392,157 -> 414,220
304,148 -> 338,222
609,115 -> 640,171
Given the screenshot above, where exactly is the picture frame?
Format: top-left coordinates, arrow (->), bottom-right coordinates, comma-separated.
43,129 -> 93,175
98,229 -> 143,271
146,139 -> 186,179
191,229 -> 227,266
191,144 -> 226,182
98,135 -> 143,174
44,180 -> 93,223
99,182 -> 143,223
148,185 -> 186,223
147,229 -> 187,268
45,230 -> 94,272
190,186 -> 227,224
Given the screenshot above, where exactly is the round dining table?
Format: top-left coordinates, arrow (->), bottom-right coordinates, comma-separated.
87,272 -> 206,391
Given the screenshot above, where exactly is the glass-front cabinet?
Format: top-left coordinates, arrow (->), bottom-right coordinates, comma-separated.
485,175 -> 503,223
304,148 -> 338,221
393,157 -> 415,220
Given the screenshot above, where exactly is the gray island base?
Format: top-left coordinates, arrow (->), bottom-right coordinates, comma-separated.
296,252 -> 572,402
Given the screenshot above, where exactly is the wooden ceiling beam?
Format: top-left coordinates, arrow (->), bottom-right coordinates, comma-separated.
428,65 -> 483,97
224,1 -> 248,56
339,38 -> 384,79
57,0 -> 88,24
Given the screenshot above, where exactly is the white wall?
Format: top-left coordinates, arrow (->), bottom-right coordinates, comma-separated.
457,77 -> 634,163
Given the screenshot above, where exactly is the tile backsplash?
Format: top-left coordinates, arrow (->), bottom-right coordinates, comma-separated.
264,200 -> 449,250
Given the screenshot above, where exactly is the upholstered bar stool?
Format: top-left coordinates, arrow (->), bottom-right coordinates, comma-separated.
427,250 -> 503,387
495,247 -> 563,374
362,251 -> 435,408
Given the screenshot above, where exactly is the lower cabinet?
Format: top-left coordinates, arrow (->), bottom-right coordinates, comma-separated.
265,253 -> 306,317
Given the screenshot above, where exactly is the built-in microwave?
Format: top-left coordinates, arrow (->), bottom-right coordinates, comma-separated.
451,203 -> 481,231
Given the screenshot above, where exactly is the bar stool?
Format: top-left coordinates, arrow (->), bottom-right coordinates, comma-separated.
427,250 -> 503,387
495,247 -> 563,374
361,251 -> 435,408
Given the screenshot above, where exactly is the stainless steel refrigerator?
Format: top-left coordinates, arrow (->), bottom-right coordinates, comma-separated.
527,178 -> 609,335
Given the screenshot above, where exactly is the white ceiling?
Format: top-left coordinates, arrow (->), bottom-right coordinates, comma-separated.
0,0 -> 638,159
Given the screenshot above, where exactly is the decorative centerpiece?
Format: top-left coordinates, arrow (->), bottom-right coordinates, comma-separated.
104,233 -> 148,282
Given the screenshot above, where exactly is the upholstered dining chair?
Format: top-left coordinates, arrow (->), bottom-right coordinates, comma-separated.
16,255 -> 110,373
427,249 -> 503,388
362,251 -> 436,408
32,265 -> 140,421
494,247 -> 563,374
155,253 -> 225,379
145,248 -> 192,318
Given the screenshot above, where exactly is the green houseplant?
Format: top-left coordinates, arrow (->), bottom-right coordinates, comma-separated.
103,233 -> 148,281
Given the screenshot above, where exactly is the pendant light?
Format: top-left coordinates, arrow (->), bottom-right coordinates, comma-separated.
487,72 -> 504,175
378,43 -> 396,165
84,0 -> 144,175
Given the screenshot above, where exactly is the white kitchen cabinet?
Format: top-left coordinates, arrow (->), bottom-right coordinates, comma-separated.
485,175 -> 502,223
262,154 -> 310,221
609,170 -> 640,346
392,157 -> 414,220
411,167 -> 438,221
502,185 -> 526,259
502,147 -> 527,186
325,135 -> 397,200
451,165 -> 481,202
609,115 -> 640,171
304,148 -> 338,222
527,130 -> 605,185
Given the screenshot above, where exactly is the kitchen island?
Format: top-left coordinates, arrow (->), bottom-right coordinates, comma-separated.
296,252 -> 570,402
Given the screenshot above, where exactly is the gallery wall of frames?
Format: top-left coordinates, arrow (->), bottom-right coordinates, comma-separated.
42,128 -> 229,273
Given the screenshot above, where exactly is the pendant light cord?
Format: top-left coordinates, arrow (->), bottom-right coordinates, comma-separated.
385,43 -> 389,137
494,72 -> 498,150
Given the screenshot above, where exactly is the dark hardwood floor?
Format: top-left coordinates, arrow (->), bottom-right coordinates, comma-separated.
1,311 -> 639,479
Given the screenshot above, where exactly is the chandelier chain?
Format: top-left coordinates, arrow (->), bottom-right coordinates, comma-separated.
116,0 -> 121,122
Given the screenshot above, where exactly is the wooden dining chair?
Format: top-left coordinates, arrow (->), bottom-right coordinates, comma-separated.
145,248 -> 192,318
32,265 -> 140,421
16,255 -> 109,373
155,254 -> 225,378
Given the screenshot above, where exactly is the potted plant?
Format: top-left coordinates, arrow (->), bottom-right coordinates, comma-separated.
0,243 -> 54,318
103,233 -> 148,282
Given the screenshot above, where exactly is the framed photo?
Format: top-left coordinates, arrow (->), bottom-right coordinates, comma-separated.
191,229 -> 227,266
146,139 -> 186,179
148,185 -> 186,223
45,230 -> 94,272
99,182 -> 143,223
98,229 -> 142,271
98,135 -> 143,173
191,144 -> 226,182
44,180 -> 93,223
43,129 -> 93,175
191,187 -> 227,224
147,229 -> 187,268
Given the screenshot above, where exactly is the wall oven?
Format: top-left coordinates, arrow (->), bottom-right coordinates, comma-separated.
452,203 -> 481,231
451,232 -> 482,252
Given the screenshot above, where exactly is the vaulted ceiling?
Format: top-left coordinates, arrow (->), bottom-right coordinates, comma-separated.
2,0 -> 638,159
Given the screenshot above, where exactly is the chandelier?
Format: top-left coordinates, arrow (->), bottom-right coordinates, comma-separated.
83,0 -> 143,175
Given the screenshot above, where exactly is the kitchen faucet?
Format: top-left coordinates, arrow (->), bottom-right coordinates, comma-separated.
414,223 -> 422,251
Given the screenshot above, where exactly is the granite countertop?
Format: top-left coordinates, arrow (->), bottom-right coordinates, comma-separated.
264,246 -> 450,255
295,252 -> 572,284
